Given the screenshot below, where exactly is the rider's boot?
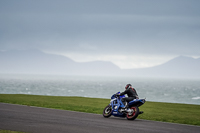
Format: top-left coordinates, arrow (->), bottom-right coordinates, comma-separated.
122,102 -> 127,108
120,102 -> 128,112
124,102 -> 129,111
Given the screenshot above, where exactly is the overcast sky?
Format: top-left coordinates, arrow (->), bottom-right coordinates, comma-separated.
1,0 -> 200,69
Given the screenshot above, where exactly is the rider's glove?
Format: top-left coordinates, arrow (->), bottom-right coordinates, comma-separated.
115,94 -> 120,97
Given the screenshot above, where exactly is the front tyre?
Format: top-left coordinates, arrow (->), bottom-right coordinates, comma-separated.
126,106 -> 139,120
103,105 -> 112,118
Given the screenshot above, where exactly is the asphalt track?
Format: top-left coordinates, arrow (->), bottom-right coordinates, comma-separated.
0,103 -> 200,133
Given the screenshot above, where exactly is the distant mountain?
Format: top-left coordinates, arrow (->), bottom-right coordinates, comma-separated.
0,49 -> 121,75
0,50 -> 200,78
125,56 -> 200,78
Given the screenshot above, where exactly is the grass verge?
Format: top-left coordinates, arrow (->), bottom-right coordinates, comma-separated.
0,130 -> 24,133
0,94 -> 200,126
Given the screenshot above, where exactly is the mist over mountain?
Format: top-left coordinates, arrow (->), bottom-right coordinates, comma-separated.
0,49 -> 199,78
124,56 -> 200,78
0,49 -> 121,76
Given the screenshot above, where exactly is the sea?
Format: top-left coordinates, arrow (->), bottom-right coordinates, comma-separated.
0,74 -> 200,105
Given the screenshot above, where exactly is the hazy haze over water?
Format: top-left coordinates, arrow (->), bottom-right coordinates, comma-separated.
1,74 -> 200,105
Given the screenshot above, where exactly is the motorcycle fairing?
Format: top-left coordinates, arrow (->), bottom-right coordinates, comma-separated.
129,99 -> 146,107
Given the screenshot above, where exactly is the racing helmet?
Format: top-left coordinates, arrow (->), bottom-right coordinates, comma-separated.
125,84 -> 132,90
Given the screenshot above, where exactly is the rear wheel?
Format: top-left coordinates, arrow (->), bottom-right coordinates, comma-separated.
103,105 -> 112,118
126,106 -> 139,120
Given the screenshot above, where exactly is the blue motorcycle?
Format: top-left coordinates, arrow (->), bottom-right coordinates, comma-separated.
103,92 -> 145,120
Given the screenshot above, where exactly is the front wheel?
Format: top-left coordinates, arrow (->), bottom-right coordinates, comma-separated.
103,105 -> 112,118
126,106 -> 139,120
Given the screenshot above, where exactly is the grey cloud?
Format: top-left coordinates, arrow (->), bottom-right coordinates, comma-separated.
0,0 -> 200,57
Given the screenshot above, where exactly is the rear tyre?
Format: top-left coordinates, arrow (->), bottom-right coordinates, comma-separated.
126,106 -> 139,120
103,105 -> 112,118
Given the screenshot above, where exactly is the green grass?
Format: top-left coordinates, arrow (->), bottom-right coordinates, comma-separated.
0,94 -> 200,126
0,130 -> 24,133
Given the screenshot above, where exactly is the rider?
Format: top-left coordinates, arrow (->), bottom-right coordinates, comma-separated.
117,84 -> 139,110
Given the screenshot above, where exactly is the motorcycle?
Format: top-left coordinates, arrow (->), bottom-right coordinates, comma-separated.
103,92 -> 145,120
